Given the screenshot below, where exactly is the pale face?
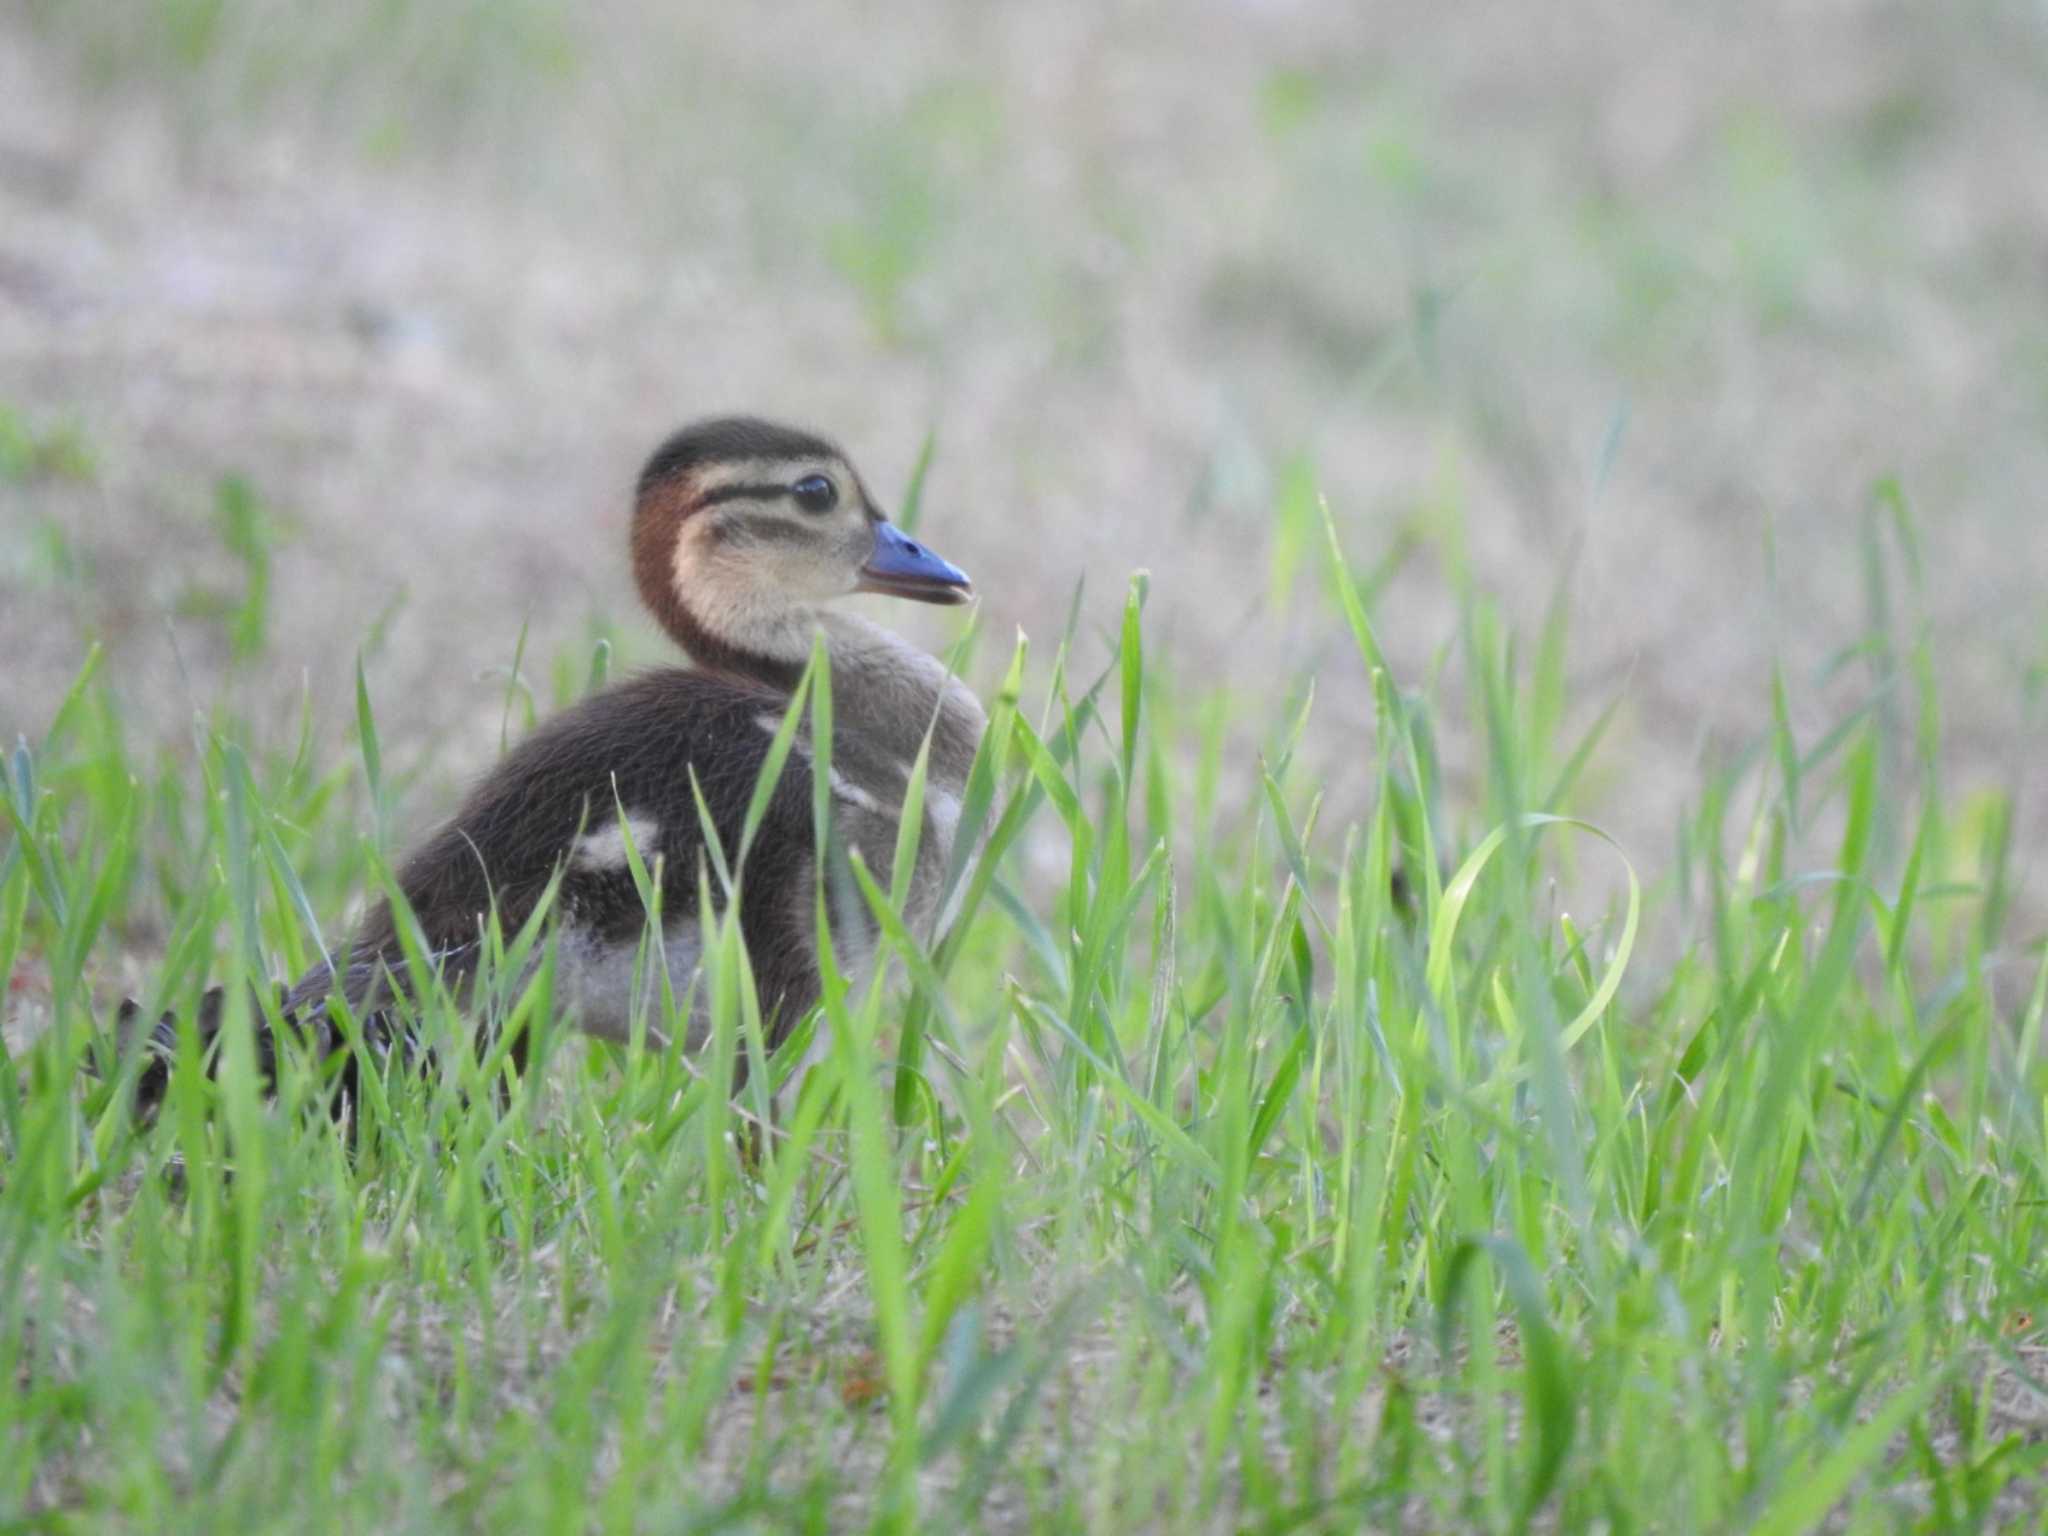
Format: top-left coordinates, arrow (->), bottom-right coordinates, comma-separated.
672,453 -> 879,623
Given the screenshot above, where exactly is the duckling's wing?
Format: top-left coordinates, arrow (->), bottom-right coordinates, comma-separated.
310,668 -> 819,1024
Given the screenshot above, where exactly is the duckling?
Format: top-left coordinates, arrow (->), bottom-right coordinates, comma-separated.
122,417 -> 983,1110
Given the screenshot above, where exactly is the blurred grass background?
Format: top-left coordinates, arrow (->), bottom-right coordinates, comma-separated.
2,0 -> 2045,871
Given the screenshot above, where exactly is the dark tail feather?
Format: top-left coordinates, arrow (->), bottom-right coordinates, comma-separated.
115,983 -> 286,1118
112,978 -> 415,1125
111,946 -> 481,1125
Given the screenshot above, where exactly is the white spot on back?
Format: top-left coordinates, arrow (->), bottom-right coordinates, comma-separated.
830,769 -> 885,816
756,713 -> 887,818
925,786 -> 962,852
572,813 -> 660,872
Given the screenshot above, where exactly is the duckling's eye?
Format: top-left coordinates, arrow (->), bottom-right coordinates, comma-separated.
790,475 -> 838,514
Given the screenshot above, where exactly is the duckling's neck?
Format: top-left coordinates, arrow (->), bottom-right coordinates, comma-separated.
664,590 -> 812,695
674,600 -> 983,784
811,610 -> 985,786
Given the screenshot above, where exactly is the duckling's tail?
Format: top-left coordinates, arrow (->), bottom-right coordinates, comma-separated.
112,983 -> 287,1118
110,959 -> 429,1123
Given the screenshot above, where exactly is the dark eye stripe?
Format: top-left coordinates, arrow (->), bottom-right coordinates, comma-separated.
694,482 -> 789,509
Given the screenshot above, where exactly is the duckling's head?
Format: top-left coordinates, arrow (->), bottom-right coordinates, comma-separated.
631,417 -> 972,673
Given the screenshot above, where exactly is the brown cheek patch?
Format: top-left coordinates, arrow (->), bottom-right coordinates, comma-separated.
630,476 -> 703,635
621,461 -> 814,693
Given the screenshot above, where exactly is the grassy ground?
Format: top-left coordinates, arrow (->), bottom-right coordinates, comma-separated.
5,2 -> 2048,1530
5,489 -> 2047,1529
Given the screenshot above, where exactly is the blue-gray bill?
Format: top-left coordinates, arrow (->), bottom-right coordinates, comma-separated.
857,521 -> 973,604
